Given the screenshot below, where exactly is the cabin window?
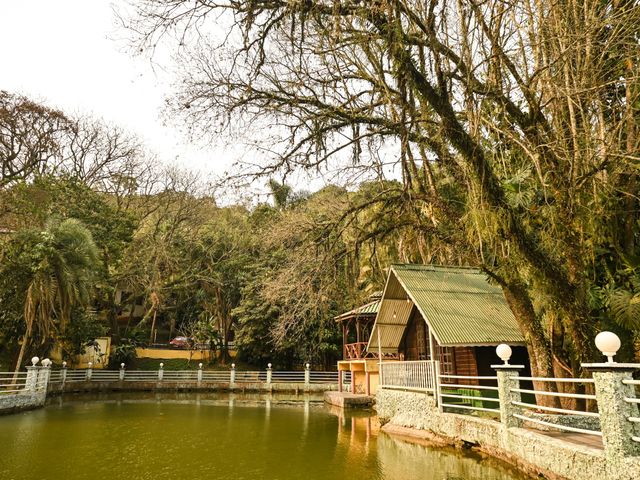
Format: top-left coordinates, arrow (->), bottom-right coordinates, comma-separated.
438,346 -> 455,376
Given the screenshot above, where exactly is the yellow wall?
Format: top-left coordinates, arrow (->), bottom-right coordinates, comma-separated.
135,348 -> 237,360
338,359 -> 380,395
50,337 -> 111,368
352,370 -> 380,395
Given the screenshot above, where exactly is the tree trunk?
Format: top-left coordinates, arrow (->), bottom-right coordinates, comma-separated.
499,280 -> 561,408
12,333 -> 29,384
149,310 -> 157,343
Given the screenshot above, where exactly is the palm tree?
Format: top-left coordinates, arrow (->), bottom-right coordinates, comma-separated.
13,218 -> 100,376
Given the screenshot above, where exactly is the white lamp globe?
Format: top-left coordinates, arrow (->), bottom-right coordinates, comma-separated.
595,331 -> 621,363
231,363 -> 236,369
159,363 -> 164,368
62,361 -> 67,368
198,363 -> 203,369
31,356 -> 40,366
88,362 -> 93,368
120,363 -> 125,368
268,363 -> 272,369
496,344 -> 512,365
305,363 -> 310,369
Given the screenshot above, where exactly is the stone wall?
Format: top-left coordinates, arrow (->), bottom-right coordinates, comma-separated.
376,388 -> 640,480
47,381 -> 338,395
0,392 -> 46,415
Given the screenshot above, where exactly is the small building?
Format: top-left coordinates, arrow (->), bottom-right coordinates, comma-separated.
335,292 -> 393,396
339,264 -> 530,396
335,292 -> 382,361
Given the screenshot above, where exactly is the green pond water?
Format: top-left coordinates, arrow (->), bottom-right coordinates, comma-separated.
0,393 -> 528,480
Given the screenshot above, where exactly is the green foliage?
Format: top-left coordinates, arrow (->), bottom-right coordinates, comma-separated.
0,216 -> 101,370
59,309 -> 107,357
111,339 -> 138,367
609,290 -> 640,330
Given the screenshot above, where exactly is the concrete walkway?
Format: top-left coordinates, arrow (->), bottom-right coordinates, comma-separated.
324,391 -> 374,409
530,429 -> 603,450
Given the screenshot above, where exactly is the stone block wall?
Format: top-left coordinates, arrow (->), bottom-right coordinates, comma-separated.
376,388 -> 640,480
0,392 -> 46,415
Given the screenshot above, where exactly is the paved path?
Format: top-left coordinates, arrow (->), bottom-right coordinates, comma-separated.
526,428 -> 603,450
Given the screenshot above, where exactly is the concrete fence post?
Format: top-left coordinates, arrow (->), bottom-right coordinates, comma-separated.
86,362 -> 93,381
61,362 -> 67,385
158,363 -> 164,381
304,363 -> 310,386
267,363 -> 272,384
39,359 -> 52,392
25,357 -> 40,393
230,363 -> 236,387
583,364 -> 640,461
493,365 -> 524,427
492,345 -> 524,428
119,363 -> 125,381
197,363 -> 203,385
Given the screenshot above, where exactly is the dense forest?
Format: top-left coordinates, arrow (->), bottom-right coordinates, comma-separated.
0,91 -> 435,371
2,0 -> 640,377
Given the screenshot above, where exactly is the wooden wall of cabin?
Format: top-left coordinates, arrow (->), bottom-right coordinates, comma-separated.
450,347 -> 478,383
399,307 -> 430,360
398,310 -> 477,380
396,311 -> 535,388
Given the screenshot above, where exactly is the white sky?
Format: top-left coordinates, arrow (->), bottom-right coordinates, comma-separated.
0,0 -> 401,199
0,0 -> 232,177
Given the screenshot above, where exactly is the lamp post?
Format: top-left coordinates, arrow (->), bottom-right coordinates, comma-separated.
594,331 -> 621,364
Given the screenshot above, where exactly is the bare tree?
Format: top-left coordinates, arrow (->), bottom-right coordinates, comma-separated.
123,1 -> 640,395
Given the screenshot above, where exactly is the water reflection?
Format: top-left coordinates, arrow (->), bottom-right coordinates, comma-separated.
0,393 -> 527,480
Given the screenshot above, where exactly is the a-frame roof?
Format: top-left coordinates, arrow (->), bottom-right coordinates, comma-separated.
367,264 -> 525,353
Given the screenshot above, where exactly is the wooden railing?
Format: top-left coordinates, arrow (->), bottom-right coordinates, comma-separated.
344,342 -> 370,359
343,342 -> 399,360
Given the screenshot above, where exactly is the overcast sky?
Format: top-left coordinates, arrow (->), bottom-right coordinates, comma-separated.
0,0 -> 232,177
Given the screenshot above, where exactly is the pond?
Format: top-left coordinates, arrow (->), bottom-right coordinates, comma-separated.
0,393 -> 528,480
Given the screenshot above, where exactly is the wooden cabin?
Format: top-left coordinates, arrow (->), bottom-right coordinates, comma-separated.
335,293 -> 391,396
338,264 -> 530,396
368,264 -> 530,384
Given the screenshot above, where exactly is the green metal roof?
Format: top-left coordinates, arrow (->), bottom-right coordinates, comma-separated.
368,264 -> 524,350
334,299 -> 380,322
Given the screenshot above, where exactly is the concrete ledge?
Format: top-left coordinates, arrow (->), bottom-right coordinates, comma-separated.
376,388 -> 640,480
324,391 -> 374,409
0,392 -> 46,415
48,381 -> 338,395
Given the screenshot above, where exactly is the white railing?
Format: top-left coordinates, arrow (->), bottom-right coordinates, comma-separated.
63,370 -> 87,382
48,370 -> 64,384
310,371 -> 344,384
159,370 -> 199,381
201,371 -> 232,382
271,371 -> 305,383
234,371 -> 266,383
622,378 -> 640,443
379,360 -> 436,392
50,368 -> 344,386
511,376 -> 601,436
0,372 -> 29,394
90,370 -> 120,381
439,374 -> 500,414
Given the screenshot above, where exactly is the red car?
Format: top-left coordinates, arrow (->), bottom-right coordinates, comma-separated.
169,336 -> 191,348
